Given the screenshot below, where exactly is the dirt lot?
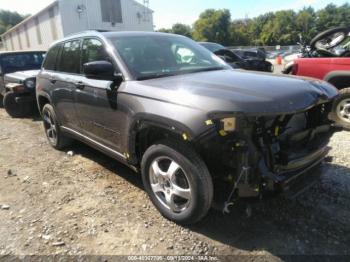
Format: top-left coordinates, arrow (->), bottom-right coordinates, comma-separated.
0,108 -> 350,261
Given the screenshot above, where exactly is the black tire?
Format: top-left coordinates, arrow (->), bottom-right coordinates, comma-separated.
141,140 -> 213,225
332,88 -> 350,130
0,94 -> 3,108
3,92 -> 33,118
310,27 -> 349,50
42,104 -> 72,150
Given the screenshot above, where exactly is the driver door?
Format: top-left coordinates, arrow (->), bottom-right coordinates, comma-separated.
74,38 -> 125,152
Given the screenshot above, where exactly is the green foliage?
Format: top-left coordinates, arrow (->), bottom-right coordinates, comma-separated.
157,23 -> 192,38
160,3 -> 350,46
0,9 -> 26,35
192,9 -> 231,45
172,23 -> 192,38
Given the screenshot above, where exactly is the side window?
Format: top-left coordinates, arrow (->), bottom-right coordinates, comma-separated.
81,39 -> 108,66
57,40 -> 81,74
43,46 -> 60,70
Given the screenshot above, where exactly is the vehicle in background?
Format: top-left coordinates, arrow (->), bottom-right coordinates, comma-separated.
232,48 -> 267,61
199,42 -> 273,72
284,27 -> 350,128
0,51 -> 45,117
37,31 -> 340,224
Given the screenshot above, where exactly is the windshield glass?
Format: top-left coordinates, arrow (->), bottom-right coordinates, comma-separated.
0,52 -> 45,74
108,34 -> 228,80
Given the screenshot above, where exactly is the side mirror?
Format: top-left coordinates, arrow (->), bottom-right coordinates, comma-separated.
83,61 -> 122,82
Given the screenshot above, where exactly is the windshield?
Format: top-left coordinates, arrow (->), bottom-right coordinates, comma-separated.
0,52 -> 45,74
108,35 -> 228,80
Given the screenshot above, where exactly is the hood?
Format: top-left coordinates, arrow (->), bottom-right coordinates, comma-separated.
4,70 -> 40,83
125,69 -> 338,115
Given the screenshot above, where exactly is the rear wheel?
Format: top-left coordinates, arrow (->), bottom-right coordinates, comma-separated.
141,140 -> 213,225
3,92 -> 33,118
42,104 -> 72,150
333,88 -> 350,129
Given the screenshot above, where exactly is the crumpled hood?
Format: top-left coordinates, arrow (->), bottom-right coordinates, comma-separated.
4,70 -> 40,83
126,69 -> 338,115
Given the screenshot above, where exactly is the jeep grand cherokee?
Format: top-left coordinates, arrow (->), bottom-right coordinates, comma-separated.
36,31 -> 340,224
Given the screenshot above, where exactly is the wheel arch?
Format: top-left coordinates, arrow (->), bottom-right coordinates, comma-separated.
37,93 -> 52,115
127,113 -> 196,165
324,70 -> 350,90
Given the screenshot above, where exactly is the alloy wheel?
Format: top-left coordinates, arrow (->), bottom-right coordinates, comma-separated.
43,110 -> 57,144
336,98 -> 350,123
149,157 -> 192,214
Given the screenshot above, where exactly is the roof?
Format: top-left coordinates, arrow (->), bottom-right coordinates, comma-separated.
53,30 -> 179,42
0,50 -> 46,56
1,1 -> 58,37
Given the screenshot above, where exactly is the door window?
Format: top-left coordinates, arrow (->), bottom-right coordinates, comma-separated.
81,39 -> 109,65
58,40 -> 81,74
43,44 -> 61,71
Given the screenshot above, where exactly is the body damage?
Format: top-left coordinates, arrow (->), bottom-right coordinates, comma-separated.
119,70 -> 339,198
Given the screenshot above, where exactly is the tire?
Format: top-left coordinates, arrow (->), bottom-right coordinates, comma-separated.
0,94 -> 3,108
332,88 -> 350,130
42,104 -> 72,150
310,27 -> 349,50
3,92 -> 32,118
141,140 -> 213,225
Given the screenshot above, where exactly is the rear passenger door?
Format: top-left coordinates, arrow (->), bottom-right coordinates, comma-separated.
52,39 -> 82,129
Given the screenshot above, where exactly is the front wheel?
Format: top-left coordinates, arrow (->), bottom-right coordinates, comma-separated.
333,88 -> 350,130
141,140 -> 213,225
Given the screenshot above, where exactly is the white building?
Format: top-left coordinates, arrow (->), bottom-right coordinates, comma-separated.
1,0 -> 154,51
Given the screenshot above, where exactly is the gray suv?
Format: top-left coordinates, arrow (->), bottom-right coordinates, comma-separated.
37,31 -> 340,224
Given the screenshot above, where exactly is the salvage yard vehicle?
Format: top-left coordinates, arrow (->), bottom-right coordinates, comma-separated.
199,42 -> 274,72
0,51 -> 45,117
283,27 -> 350,128
37,31 -> 340,224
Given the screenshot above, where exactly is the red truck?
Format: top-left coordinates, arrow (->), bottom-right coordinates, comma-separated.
286,27 -> 350,128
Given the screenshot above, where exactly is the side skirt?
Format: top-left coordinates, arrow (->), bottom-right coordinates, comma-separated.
60,126 -> 139,173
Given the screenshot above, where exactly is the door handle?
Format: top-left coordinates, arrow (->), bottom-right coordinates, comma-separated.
75,81 -> 85,90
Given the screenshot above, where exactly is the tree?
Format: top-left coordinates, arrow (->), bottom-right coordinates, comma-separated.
193,9 -> 231,45
157,28 -> 172,34
0,9 -> 27,35
171,23 -> 192,38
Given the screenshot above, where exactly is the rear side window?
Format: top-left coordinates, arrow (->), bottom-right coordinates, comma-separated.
57,40 -> 81,74
43,44 -> 60,71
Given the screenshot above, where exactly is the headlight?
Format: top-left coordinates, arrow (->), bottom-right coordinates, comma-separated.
25,79 -> 35,89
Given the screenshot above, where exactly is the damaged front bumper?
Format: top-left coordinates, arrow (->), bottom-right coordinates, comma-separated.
201,101 -> 342,202
259,144 -> 331,198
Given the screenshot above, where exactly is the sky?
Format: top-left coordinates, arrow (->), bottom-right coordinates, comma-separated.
0,0 -> 348,29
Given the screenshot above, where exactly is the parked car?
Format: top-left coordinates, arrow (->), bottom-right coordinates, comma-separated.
199,42 -> 273,72
284,27 -> 350,128
0,51 -> 45,117
37,31 -> 340,224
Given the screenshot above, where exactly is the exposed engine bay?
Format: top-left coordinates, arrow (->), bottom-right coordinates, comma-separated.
197,101 -> 341,206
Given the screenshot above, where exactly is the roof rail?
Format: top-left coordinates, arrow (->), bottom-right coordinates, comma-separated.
65,30 -> 111,38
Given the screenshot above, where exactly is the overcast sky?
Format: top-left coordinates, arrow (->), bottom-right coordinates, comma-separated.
0,0 -> 348,29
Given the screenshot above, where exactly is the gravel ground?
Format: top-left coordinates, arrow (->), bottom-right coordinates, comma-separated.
0,108 -> 349,261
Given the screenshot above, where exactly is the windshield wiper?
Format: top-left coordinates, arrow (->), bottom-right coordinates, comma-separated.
136,72 -> 179,81
187,66 -> 225,73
